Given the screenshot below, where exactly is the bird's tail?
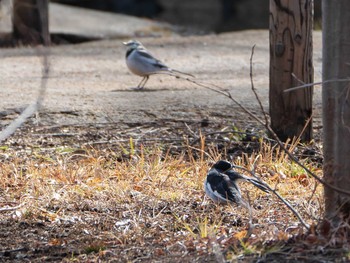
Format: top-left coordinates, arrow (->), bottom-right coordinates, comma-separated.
246,178 -> 270,193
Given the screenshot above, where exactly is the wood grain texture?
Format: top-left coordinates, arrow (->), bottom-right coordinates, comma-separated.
269,0 -> 313,142
322,0 -> 350,223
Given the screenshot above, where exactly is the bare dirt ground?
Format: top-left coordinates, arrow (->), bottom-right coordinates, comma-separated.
0,30 -> 322,126
0,30 -> 322,147
0,30 -> 326,262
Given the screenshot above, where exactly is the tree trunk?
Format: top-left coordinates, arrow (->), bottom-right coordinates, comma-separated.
269,0 -> 313,142
12,0 -> 50,45
322,0 -> 350,224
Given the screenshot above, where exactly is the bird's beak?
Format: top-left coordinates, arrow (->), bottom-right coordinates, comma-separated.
122,41 -> 128,45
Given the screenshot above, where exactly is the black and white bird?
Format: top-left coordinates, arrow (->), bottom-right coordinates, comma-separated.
123,40 -> 194,89
204,160 -> 269,207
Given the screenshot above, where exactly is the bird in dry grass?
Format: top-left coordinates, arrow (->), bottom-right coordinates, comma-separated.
204,160 -> 269,207
123,40 -> 194,89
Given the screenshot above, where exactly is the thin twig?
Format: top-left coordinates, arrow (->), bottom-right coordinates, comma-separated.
284,78 -> 350,92
0,202 -> 25,212
250,45 -> 269,125
291,72 -> 306,86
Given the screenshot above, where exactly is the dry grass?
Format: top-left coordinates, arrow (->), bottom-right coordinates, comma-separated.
0,136 -> 331,262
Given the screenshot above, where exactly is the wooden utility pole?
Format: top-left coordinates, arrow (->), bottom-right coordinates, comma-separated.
12,0 -> 50,45
269,0 -> 313,142
322,0 -> 350,224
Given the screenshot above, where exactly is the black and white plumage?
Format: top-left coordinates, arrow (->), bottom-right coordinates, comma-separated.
204,160 -> 269,206
123,40 -> 194,89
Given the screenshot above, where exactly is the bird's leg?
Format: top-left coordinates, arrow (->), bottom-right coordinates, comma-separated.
136,76 -> 149,90
140,76 -> 149,89
135,77 -> 145,89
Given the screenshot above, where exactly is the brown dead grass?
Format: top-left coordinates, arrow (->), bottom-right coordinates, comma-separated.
0,136 -> 334,262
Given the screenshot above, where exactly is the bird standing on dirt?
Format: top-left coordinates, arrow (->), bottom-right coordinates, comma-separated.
204,160 -> 269,207
123,40 -> 194,89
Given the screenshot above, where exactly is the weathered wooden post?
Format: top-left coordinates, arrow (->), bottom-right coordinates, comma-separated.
13,0 -> 50,45
269,0 -> 313,142
322,0 -> 350,224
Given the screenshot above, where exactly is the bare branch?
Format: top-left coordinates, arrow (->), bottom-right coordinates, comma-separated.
250,45 -> 269,125
291,72 -> 306,86
284,78 -> 350,93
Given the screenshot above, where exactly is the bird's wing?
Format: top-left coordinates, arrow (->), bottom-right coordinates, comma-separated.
225,170 -> 245,181
133,47 -> 194,77
221,173 -> 242,200
206,169 -> 241,204
136,49 -> 168,70
205,180 -> 231,203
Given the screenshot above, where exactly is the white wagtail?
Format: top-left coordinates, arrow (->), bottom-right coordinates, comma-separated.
123,40 -> 194,89
204,160 -> 269,207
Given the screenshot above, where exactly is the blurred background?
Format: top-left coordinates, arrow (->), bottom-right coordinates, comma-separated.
0,0 -> 322,46
52,0 -> 321,33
